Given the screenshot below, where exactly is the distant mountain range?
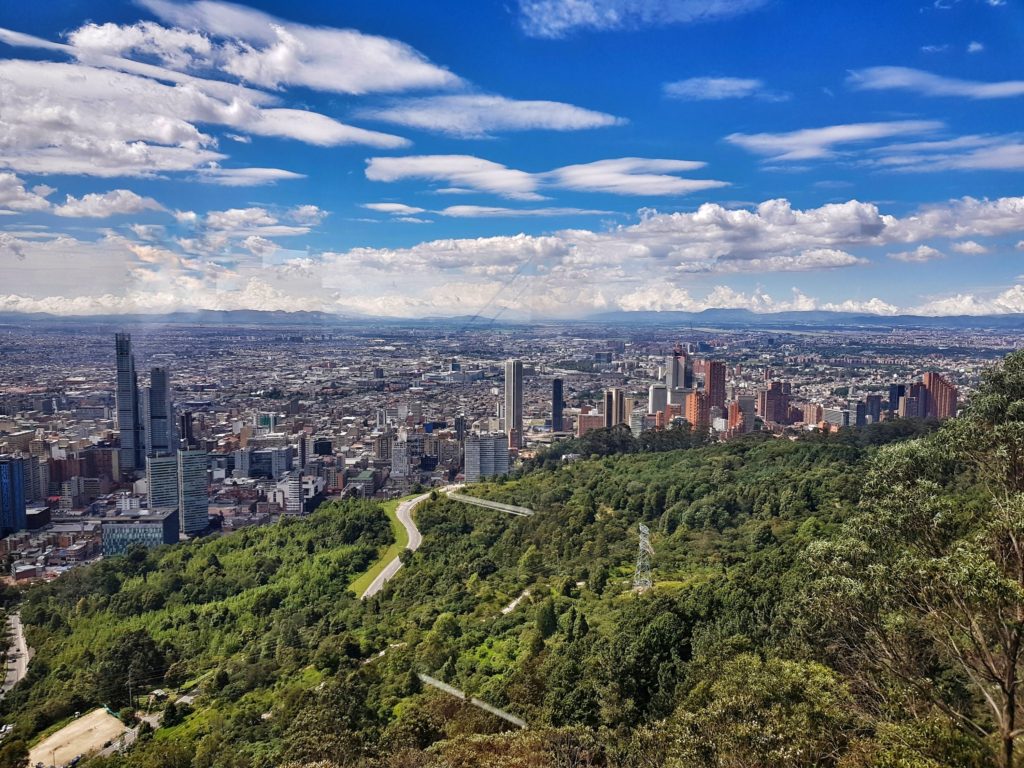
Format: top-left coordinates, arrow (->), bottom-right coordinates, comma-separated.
1,307 -> 1023,330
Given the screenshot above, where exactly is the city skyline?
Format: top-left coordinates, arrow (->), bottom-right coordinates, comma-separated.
0,1 -> 1023,319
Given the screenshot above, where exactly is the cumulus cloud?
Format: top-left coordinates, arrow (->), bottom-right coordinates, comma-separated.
663,76 -> 786,101
53,189 -> 164,217
888,244 -> 944,262
0,172 -> 53,213
951,239 -> 989,254
6,195 -> 1024,318
358,94 -> 624,137
365,154 -> 726,198
967,40 -> 985,53
848,66 -> 1024,99
518,0 -> 769,38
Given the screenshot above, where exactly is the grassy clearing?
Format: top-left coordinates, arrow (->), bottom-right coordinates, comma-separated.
348,495 -> 418,597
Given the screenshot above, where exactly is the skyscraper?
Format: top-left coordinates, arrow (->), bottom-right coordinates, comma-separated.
648,383 -> 668,414
464,433 -> 511,482
146,454 -> 179,511
923,372 -> 958,420
551,378 -> 564,432
504,359 -> 524,449
178,411 -> 196,448
685,390 -> 709,429
145,366 -> 175,456
705,360 -> 726,411
888,383 -> 906,416
177,449 -> 209,535
115,333 -> 144,477
603,387 -> 627,428
0,456 -> 27,535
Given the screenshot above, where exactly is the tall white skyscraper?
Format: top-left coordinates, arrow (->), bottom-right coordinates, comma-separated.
504,359 -> 524,449
177,449 -> 208,535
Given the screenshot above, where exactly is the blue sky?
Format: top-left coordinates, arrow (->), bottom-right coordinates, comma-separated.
1,0 -> 1023,317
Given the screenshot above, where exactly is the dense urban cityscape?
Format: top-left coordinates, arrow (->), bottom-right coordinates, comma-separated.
4,0 -> 1024,765
0,317 -> 980,583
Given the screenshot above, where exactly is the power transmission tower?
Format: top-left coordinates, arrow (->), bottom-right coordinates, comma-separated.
633,523 -> 653,591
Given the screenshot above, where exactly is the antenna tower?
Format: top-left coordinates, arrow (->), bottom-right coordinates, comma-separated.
634,522 -> 653,591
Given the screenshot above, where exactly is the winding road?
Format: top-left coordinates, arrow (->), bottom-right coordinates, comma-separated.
360,492 -> 431,599
360,484 -> 530,600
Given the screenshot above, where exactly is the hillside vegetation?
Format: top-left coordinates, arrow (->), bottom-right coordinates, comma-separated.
4,353 -> 1024,767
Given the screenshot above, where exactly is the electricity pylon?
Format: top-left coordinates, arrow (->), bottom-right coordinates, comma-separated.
633,522 -> 653,591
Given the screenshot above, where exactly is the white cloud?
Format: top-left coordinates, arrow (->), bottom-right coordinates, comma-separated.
951,239 -> 989,254
726,120 -> 943,161
547,157 -> 727,195
362,203 -> 427,215
359,94 -> 624,137
130,224 -> 165,240
137,0 -> 461,94
0,58 -> 405,180
967,40 -> 985,53
67,20 -> 213,69
867,133 -> 1024,172
7,195 -> 1024,318
888,244 -> 944,262
241,234 -> 277,257
288,204 -> 328,225
0,172 -> 53,213
365,155 -> 546,200
921,44 -> 950,53
518,0 -> 769,38
438,205 -> 613,217
909,284 -> 1024,316
663,76 -> 786,101
53,189 -> 164,217
365,154 -> 727,198
848,66 -> 1024,98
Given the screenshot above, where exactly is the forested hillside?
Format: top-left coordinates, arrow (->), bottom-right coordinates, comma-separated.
5,353 -> 1024,767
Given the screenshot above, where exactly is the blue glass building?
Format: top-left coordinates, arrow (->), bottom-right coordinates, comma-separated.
0,456 -> 27,535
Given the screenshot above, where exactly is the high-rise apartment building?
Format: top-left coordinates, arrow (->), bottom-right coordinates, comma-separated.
115,333 -> 144,477
923,372 -> 958,420
704,360 -> 726,411
758,381 -> 791,425
551,378 -> 564,432
504,359 -> 524,449
464,433 -> 510,482
685,390 -> 709,429
0,456 -> 27,535
177,449 -> 209,535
